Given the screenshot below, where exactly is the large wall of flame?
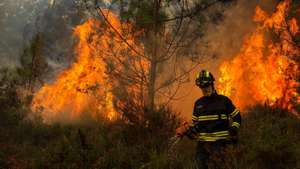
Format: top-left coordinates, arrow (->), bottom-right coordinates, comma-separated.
173,0 -> 300,119
28,0 -> 299,122
30,10 -> 147,123
218,0 -> 299,113
31,18 -> 116,123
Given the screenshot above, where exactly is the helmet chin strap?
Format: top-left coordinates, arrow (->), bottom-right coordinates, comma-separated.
202,85 -> 216,97
211,86 -> 217,96
212,86 -> 216,94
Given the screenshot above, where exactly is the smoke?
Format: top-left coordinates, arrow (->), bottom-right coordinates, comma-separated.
199,0 -> 278,64
0,0 -> 50,67
173,0 -> 279,118
0,0 -> 86,72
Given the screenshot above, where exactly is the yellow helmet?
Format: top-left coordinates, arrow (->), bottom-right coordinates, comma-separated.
195,70 -> 215,88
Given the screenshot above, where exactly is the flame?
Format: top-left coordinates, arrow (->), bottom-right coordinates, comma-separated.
218,0 -> 300,115
31,10 -> 145,123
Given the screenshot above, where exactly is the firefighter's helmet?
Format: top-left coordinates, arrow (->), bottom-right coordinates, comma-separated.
195,70 -> 215,88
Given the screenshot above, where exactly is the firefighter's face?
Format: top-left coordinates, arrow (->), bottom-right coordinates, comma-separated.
200,84 -> 214,96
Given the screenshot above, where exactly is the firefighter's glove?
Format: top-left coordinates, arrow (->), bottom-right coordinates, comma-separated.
185,127 -> 197,140
176,122 -> 189,138
229,126 -> 238,136
229,126 -> 238,144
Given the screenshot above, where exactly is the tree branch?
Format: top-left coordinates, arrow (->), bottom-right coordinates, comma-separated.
155,62 -> 200,92
161,0 -> 221,22
92,6 -> 149,60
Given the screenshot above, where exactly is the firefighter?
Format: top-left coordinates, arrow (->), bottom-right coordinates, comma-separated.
176,70 -> 241,169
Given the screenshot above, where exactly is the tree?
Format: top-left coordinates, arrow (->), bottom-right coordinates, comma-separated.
81,0 -> 233,114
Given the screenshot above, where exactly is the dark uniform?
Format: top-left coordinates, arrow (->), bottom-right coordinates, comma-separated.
182,69 -> 242,169
186,91 -> 241,169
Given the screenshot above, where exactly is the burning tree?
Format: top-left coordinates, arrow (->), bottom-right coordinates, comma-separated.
29,0 -> 300,123
30,0 -> 233,123
82,0 -> 233,115
217,0 -> 300,117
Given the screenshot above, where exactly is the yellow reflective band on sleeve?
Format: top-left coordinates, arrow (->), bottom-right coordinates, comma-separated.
230,109 -> 239,117
192,114 -> 228,121
192,115 -> 198,121
221,114 -> 228,119
232,122 -> 240,128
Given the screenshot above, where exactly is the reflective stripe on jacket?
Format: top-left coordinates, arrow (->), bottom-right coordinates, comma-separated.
190,92 -> 241,142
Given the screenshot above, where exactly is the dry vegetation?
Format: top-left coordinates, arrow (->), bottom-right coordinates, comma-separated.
0,68 -> 300,169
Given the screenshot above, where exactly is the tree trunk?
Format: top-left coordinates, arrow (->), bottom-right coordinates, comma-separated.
147,0 -> 160,113
148,54 -> 157,113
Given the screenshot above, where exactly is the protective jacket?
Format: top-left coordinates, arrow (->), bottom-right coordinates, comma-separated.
188,91 -> 241,142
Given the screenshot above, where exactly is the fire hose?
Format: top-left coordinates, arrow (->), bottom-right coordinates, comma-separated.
167,122 -> 194,160
167,121 -> 190,160
167,135 -> 182,160
137,135 -> 182,169
167,120 -> 238,160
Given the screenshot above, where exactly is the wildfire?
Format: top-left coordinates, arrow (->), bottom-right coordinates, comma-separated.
31,10 -> 145,123
218,0 -> 300,116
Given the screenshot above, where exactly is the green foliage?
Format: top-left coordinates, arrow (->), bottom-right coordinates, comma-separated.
20,33 -> 48,83
0,32 -> 48,128
119,0 -> 168,31
0,68 -> 24,127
